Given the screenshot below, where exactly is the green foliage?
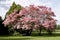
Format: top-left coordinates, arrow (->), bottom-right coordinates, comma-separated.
6,2 -> 17,16
5,2 -> 22,18
16,4 -> 21,11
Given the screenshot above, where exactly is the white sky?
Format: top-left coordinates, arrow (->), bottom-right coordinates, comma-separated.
0,0 -> 60,24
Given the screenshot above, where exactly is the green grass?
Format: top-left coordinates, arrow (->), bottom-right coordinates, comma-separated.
0,36 -> 60,40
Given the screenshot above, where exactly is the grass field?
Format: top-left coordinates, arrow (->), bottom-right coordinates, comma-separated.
0,36 -> 60,40
1,33 -> 60,40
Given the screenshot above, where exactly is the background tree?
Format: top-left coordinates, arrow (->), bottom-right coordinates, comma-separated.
5,2 -> 22,19
0,16 -> 8,35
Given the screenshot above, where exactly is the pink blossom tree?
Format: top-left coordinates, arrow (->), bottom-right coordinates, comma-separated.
3,5 -> 56,35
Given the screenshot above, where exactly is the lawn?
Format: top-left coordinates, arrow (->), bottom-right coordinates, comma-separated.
0,36 -> 60,40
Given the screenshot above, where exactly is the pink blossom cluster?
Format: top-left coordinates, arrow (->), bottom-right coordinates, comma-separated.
3,5 -> 56,30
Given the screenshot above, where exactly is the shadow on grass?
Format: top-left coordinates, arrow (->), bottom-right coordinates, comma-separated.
31,33 -> 60,37
0,38 -> 31,40
1,32 -> 60,37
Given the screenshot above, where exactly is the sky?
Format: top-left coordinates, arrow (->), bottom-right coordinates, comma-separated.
0,0 -> 60,24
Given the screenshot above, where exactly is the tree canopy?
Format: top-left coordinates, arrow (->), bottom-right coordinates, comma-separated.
3,5 -> 56,30
3,5 -> 56,35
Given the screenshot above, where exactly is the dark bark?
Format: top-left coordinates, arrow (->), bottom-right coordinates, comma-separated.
25,29 -> 32,36
47,28 -> 52,35
18,29 -> 32,36
39,27 -> 42,35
